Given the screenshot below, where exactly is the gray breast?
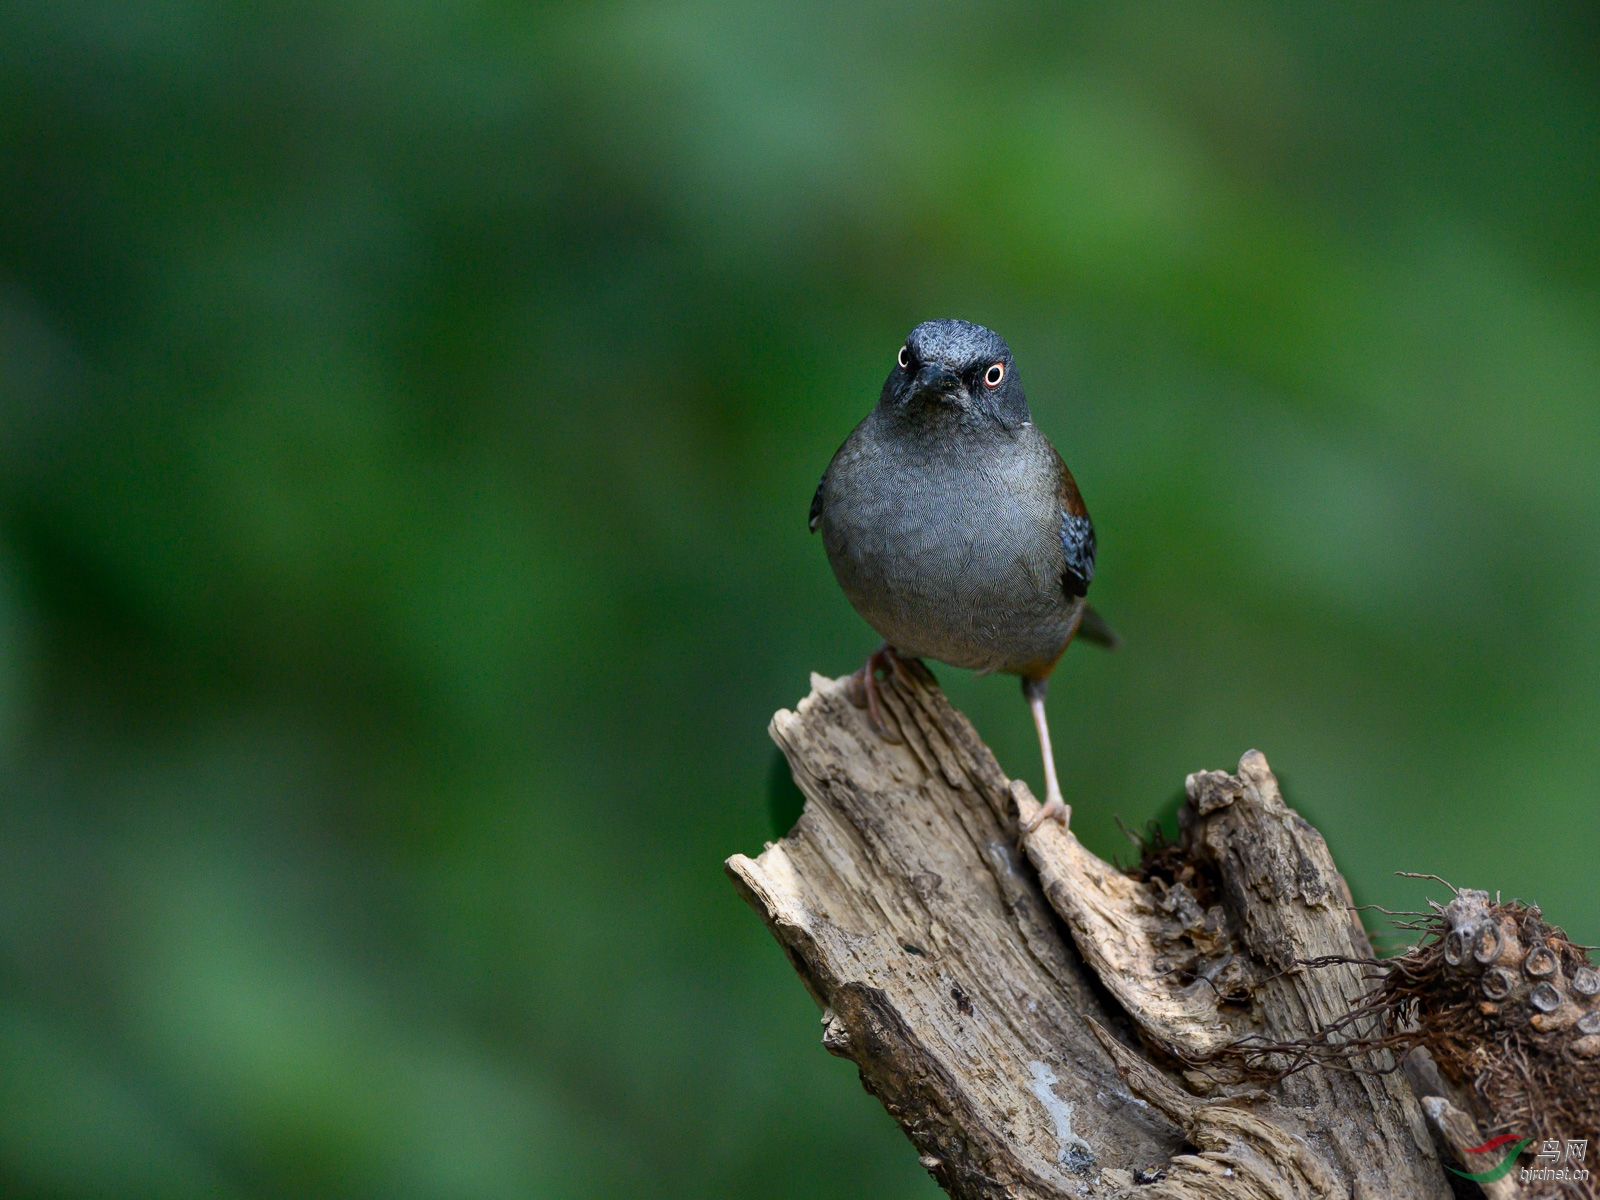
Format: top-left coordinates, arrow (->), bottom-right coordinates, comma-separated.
819,415 -> 1079,675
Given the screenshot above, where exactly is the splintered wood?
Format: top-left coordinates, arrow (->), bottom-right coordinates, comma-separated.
727,667 -> 1455,1200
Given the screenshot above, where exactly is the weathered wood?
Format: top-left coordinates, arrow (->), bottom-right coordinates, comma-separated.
1421,1095 -> 1525,1200
727,667 -> 1454,1199
727,671 -> 1181,1196
1178,758 -> 1437,1191
1018,754 -> 1445,1197
1086,1020 -> 1349,1200
1008,776 -> 1250,1062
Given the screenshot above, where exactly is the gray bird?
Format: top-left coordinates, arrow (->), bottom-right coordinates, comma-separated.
809,319 -> 1115,832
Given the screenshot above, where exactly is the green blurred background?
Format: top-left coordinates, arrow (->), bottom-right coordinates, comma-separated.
2,2 -> 1598,1196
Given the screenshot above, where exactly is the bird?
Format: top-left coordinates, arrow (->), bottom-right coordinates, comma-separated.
808,319 -> 1115,833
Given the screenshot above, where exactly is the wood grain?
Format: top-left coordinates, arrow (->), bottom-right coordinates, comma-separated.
728,666 -> 1454,1198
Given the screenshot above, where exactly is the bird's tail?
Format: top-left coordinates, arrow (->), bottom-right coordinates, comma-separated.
1076,605 -> 1120,650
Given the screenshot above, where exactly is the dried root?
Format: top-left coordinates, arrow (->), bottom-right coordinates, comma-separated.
1132,843 -> 1600,1197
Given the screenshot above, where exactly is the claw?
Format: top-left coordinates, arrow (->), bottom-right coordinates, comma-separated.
846,643 -> 908,743
1021,796 -> 1070,835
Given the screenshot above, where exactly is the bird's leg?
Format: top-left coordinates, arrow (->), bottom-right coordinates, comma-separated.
846,642 -> 907,743
1020,676 -> 1069,833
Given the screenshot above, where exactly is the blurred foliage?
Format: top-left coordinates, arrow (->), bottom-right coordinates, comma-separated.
2,1 -> 1599,1196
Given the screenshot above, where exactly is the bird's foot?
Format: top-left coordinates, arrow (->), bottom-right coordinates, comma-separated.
846,643 -> 909,743
1021,795 -> 1070,835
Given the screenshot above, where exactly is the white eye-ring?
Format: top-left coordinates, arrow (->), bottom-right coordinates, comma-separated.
984,362 -> 1005,387
898,345 -> 912,370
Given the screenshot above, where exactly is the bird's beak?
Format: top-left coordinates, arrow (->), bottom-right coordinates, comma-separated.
910,361 -> 965,403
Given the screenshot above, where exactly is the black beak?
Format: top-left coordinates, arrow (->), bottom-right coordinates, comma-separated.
912,361 -> 964,400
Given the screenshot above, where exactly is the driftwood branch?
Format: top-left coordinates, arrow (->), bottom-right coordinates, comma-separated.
727,667 -> 1463,1199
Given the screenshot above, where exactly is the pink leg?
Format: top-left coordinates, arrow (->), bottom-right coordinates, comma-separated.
1020,676 -> 1069,833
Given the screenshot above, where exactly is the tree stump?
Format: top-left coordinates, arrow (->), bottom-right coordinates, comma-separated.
726,667 -> 1463,1199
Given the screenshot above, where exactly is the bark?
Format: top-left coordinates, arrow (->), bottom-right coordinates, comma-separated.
727,666 -> 1463,1199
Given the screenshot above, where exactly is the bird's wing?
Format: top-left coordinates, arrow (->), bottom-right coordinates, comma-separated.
1046,444 -> 1118,648
1060,510 -> 1095,597
808,475 -> 825,532
1052,448 -> 1096,598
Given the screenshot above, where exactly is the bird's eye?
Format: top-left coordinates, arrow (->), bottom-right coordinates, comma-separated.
984,362 -> 1005,387
898,346 -> 912,371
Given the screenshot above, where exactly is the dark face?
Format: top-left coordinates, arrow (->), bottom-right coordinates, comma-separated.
880,319 -> 1030,428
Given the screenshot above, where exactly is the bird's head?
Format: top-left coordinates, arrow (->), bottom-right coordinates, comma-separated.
880,319 -> 1029,428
